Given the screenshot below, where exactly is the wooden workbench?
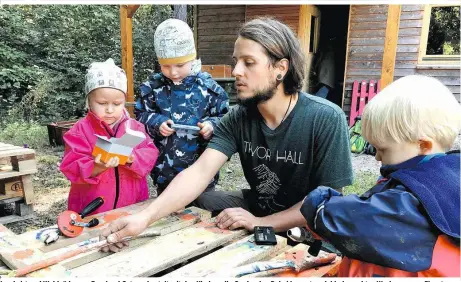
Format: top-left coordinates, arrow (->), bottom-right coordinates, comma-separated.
0,199 -> 340,278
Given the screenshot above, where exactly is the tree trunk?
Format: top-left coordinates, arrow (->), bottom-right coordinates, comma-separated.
173,5 -> 187,22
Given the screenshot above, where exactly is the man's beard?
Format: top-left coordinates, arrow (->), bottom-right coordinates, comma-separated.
237,79 -> 278,108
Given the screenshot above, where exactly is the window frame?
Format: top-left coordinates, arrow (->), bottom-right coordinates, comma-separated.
418,4 -> 460,66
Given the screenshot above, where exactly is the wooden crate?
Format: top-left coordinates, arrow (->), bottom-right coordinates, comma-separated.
47,120 -> 79,147
0,142 -> 36,224
202,65 -> 233,78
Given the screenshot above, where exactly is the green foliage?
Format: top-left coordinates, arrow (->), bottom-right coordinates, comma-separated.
0,121 -> 49,149
0,5 -> 173,123
427,6 -> 460,55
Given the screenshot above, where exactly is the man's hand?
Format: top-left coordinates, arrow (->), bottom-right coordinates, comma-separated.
197,121 -> 213,140
159,120 -> 175,137
215,208 -> 263,231
100,212 -> 150,253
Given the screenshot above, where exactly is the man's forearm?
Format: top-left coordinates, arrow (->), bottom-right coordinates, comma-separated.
142,166 -> 212,225
260,201 -> 306,233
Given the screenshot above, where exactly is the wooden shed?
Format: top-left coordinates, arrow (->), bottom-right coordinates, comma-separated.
192,4 -> 460,121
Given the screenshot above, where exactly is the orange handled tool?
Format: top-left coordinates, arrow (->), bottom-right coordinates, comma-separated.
57,197 -> 104,238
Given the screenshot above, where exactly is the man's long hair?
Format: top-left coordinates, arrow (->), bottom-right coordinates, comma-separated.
238,17 -> 306,95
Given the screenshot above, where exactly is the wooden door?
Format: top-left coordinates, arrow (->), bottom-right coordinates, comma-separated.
298,5 -> 321,92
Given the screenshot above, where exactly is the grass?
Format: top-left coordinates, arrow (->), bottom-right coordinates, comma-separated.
343,171 -> 379,195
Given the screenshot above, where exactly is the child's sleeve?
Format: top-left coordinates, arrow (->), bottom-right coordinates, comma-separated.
300,185 -> 436,272
200,81 -> 229,129
122,123 -> 159,178
135,80 -> 170,137
59,130 -> 101,185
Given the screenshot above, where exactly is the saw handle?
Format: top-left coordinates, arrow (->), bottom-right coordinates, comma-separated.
80,197 -> 104,218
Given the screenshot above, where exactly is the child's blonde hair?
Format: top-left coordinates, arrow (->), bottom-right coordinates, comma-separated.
362,75 -> 461,150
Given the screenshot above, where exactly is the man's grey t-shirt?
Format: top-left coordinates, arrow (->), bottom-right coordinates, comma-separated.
208,93 -> 353,217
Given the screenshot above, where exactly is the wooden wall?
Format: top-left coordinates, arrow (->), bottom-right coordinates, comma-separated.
245,5 -> 300,34
343,4 -> 461,119
196,5 -> 245,65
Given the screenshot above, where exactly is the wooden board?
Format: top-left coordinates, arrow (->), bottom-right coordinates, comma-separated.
2,204 -> 210,276
165,234 -> 287,277
69,220 -> 248,277
17,199 -> 210,255
245,243 -> 341,278
0,224 -> 68,277
18,199 -> 158,252
60,206 -> 212,270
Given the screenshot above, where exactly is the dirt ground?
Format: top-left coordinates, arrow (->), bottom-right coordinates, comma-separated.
4,147 -> 383,234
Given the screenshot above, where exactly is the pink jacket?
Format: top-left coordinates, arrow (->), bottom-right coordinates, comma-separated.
60,111 -> 159,215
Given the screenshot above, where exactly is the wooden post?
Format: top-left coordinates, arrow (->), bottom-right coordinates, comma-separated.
120,5 -> 139,117
380,5 -> 401,89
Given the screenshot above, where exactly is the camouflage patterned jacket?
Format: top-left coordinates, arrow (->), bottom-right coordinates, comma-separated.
135,72 -> 229,191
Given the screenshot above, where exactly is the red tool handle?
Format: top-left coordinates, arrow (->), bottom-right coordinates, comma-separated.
80,196 -> 104,218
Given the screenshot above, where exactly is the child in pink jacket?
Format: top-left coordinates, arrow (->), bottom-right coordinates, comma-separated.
60,59 -> 159,215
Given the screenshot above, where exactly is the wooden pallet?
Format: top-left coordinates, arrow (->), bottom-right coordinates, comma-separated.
0,142 -> 36,224
0,201 -> 340,278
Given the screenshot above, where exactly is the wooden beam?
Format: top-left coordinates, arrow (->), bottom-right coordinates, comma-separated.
120,5 -> 135,117
194,5 -> 198,52
380,5 -> 401,88
126,5 -> 140,18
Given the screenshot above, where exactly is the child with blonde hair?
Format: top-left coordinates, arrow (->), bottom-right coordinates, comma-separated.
60,59 -> 159,215
300,75 -> 460,277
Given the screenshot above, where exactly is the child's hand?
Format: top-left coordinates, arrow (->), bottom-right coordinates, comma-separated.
197,121 -> 214,140
95,154 -> 120,168
126,154 -> 135,164
160,120 -> 175,137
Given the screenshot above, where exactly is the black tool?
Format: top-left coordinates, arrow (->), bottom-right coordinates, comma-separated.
254,226 -> 277,245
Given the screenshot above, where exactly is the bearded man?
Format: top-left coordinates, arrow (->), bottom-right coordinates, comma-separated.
101,18 -> 352,251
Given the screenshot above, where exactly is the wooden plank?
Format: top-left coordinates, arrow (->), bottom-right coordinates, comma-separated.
414,69 -> 461,77
381,4 -> 401,89
12,204 -> 210,274
0,145 -> 19,151
273,244 -> 341,277
18,200 -> 209,252
61,207 -> 211,270
0,169 -> 38,180
120,5 -> 134,117
199,28 -> 240,36
0,148 -> 35,159
350,5 -> 388,15
126,5 -> 139,18
198,6 -> 245,16
199,34 -> 238,42
348,52 -> 418,61
350,13 -> 388,23
198,21 -> 244,30
349,36 -> 420,46
401,5 -> 425,12
165,234 -> 287,277
0,224 -> 67,277
348,60 -> 420,69
70,220 -> 248,277
20,175 -> 33,205
341,4 -> 353,110
400,10 -> 424,20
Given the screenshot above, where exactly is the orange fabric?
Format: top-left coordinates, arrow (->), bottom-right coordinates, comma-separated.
338,235 -> 460,277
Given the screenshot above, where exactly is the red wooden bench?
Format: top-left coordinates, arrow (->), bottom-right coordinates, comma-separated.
349,80 -> 381,126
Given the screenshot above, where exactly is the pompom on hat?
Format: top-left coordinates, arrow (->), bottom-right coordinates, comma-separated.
154,19 -> 196,65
